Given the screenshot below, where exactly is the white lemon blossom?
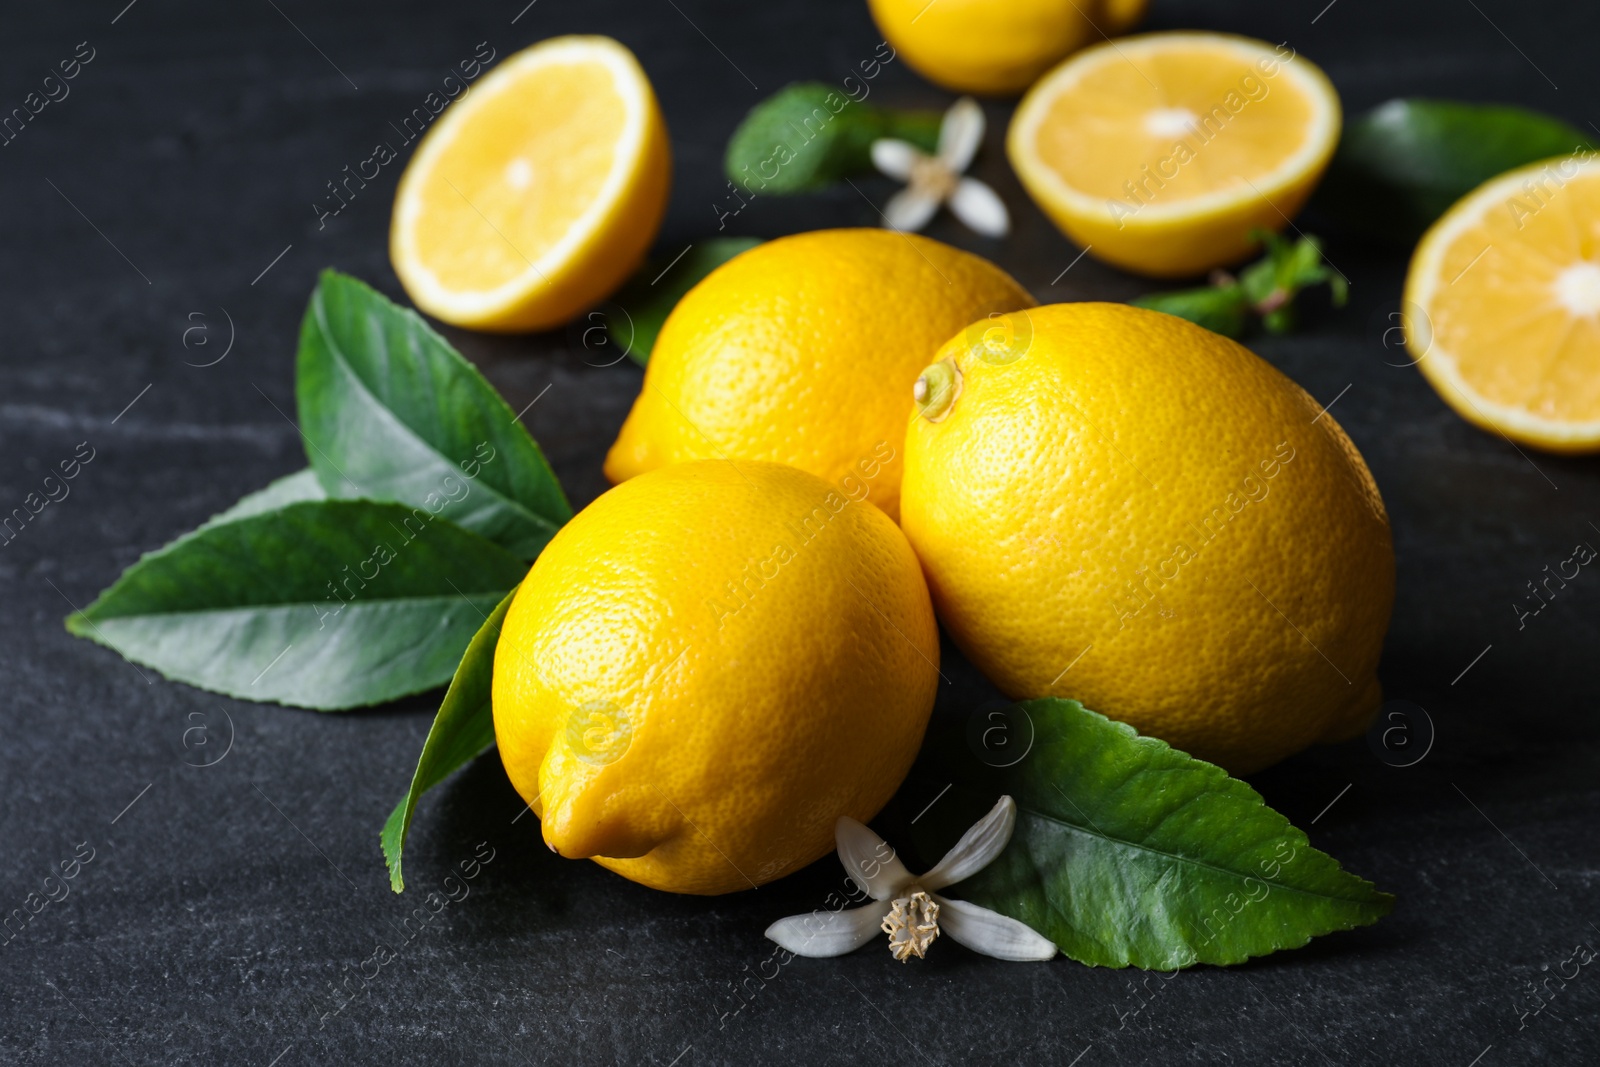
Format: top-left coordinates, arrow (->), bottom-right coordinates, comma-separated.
871,97 -> 1010,238
765,796 -> 1056,962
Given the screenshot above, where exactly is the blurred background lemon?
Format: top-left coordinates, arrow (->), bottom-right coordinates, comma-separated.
867,0 -> 1147,96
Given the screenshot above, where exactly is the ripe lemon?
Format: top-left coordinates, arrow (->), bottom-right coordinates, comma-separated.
390,36 -> 670,331
867,0 -> 1148,97
900,303 -> 1393,774
491,460 -> 940,895
1404,153 -> 1600,452
604,229 -> 1034,522
1007,32 -> 1341,277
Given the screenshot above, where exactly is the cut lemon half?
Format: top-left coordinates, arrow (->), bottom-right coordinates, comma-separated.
391,35 -> 670,332
1007,32 -> 1340,277
1404,154 -> 1600,453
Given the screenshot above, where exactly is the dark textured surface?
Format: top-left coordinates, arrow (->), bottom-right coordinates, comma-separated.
3,0 -> 1599,1064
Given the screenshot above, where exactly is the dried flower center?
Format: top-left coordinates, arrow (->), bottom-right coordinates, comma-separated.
881,889 -> 940,961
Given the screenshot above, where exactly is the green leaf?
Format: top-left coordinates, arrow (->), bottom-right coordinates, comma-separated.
912,699 -> 1393,968
199,468 -> 326,530
381,585 -> 514,892
724,82 -> 940,195
1130,285 -> 1252,338
604,238 -> 762,365
1133,232 -> 1345,339
65,500 -> 527,710
1237,230 -> 1346,308
296,270 -> 572,559
1317,98 -> 1596,243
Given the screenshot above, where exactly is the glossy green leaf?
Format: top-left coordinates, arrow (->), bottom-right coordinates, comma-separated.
604,238 -> 762,365
296,270 -> 572,559
912,699 -> 1393,968
1317,98 -> 1595,242
65,500 -> 527,710
724,82 -> 940,194
199,468 -> 326,530
381,585 -> 514,892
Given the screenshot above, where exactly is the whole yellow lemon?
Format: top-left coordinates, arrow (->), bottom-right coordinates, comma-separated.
900,303 -> 1393,773
604,229 -> 1034,522
868,0 -> 1148,97
492,460 -> 940,895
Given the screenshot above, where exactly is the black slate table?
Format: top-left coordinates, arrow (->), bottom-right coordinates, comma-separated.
4,0 -> 1599,1063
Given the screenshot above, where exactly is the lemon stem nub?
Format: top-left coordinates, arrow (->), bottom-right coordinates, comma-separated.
915,358 -> 962,422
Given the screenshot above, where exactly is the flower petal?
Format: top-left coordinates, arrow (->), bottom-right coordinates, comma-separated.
835,816 -> 913,899
765,903 -> 889,958
935,896 -> 1059,961
949,178 -> 1010,238
871,139 -> 922,181
882,188 -> 941,233
921,795 -> 1016,891
938,97 -> 985,173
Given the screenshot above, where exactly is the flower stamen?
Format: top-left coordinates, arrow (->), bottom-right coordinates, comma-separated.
909,155 -> 959,201
881,890 -> 940,961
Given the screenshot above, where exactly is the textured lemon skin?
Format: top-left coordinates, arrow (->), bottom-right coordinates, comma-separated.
868,0 -> 1148,97
1006,33 -> 1341,278
900,304 -> 1394,774
492,461 -> 940,895
390,36 -> 671,332
604,229 -> 1034,522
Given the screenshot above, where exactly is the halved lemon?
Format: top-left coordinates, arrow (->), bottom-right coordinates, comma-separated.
1404,154 -> 1600,453
1007,32 -> 1340,277
391,36 -> 670,332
